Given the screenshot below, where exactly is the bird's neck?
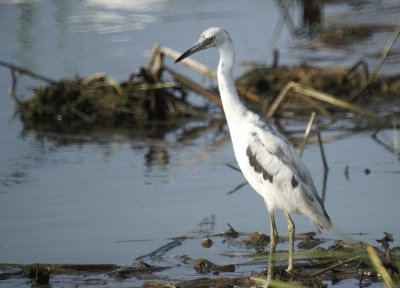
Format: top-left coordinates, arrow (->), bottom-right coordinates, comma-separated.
217,40 -> 246,123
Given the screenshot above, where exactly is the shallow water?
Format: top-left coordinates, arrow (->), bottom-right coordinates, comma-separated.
0,0 -> 400,287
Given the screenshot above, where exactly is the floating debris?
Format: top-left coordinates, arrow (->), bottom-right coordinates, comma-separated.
201,237 -> 213,248
221,223 -> 240,238
297,234 -> 322,250
24,263 -> 52,286
252,267 -> 326,288
194,258 -> 235,274
113,260 -> 168,279
16,72 -> 204,132
244,232 -> 270,251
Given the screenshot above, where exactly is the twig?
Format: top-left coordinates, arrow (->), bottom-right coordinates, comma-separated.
135,238 -> 183,261
227,182 -> 247,195
309,256 -> 360,278
235,85 -> 265,106
160,45 -> 265,105
225,163 -> 248,195
267,81 -> 383,123
321,165 -> 329,203
225,163 -> 241,173
296,93 -> 335,119
148,43 -> 162,69
10,69 -> 18,101
392,113 -> 398,161
299,112 -> 316,157
161,46 -> 217,79
315,116 -> 329,202
266,81 -> 292,118
346,59 -> 369,87
316,117 -> 329,173
350,26 -> 400,101
366,245 -> 395,288
367,27 -> 400,85
273,49 -> 279,68
372,129 -> 399,157
298,113 -> 329,201
166,67 -> 221,105
0,59 -> 58,84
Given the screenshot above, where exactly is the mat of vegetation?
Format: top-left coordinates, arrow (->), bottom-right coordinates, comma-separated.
236,63 -> 400,107
3,55 -> 400,134
16,71 -> 205,132
0,227 -> 398,287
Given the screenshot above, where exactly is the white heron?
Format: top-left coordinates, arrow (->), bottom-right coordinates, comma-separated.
175,27 -> 332,280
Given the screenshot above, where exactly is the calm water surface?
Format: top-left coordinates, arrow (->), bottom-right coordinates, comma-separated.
0,0 -> 400,286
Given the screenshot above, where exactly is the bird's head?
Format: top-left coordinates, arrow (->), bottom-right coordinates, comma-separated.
175,27 -> 230,63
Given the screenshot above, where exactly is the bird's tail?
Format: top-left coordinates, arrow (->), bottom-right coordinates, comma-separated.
314,212 -> 332,233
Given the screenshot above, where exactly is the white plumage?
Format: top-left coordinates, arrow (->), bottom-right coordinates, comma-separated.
175,27 -> 332,279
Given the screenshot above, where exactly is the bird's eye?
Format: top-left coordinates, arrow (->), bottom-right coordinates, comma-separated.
210,36 -> 215,42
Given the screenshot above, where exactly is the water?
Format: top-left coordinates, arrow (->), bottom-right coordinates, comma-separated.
0,0 -> 400,286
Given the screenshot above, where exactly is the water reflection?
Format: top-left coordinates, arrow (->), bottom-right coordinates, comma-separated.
273,0 -> 323,38
15,118 -> 227,172
17,2 -> 35,50
85,0 -> 167,11
69,0 -> 168,34
145,145 -> 169,167
17,2 -> 35,67
299,0 -> 322,34
52,0 -> 70,49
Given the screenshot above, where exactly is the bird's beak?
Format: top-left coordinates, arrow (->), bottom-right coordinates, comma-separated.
174,41 -> 206,63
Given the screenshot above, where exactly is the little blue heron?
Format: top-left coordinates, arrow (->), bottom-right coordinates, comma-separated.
175,27 -> 332,280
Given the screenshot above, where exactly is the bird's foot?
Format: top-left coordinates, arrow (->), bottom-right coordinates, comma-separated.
266,267 -> 273,281
285,264 -> 293,273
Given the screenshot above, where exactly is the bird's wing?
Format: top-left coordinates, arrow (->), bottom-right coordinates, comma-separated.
245,115 -> 324,210
244,113 -> 332,229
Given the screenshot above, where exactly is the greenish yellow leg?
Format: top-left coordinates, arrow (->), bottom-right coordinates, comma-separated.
267,211 -> 278,280
284,211 -> 295,272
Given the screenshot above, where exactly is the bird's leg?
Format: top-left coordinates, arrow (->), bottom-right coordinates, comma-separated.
284,211 -> 295,272
267,211 -> 278,280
